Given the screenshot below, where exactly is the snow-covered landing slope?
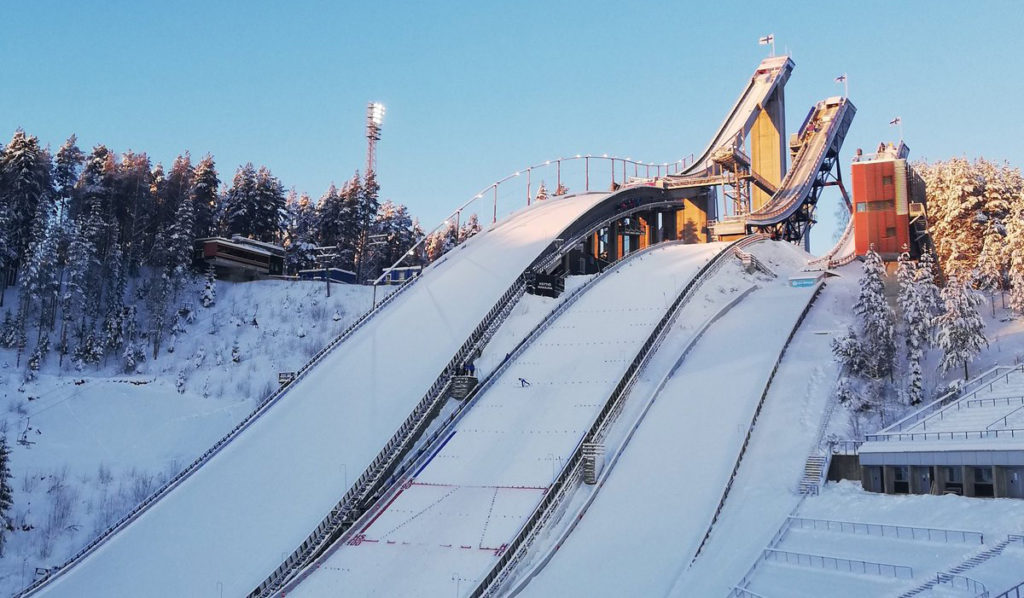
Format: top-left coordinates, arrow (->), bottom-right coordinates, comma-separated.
668,252 -> 861,597
519,242 -> 820,598
285,242 -> 723,598
32,193 -> 609,598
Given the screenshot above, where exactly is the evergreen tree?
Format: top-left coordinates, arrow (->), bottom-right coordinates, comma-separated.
53,135 -> 84,225
897,249 -> 931,405
201,264 -> 217,308
458,213 -> 481,243
934,273 -> 988,380
0,435 -> 12,556
225,163 -> 257,238
252,166 -> 286,242
535,181 -> 548,202
316,184 -> 344,248
854,248 -> 896,379
0,130 -> 53,282
191,155 -> 220,239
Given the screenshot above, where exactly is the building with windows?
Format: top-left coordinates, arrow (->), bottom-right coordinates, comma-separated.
854,366 -> 1024,499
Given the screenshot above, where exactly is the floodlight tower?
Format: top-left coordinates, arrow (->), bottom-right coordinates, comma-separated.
366,102 -> 385,175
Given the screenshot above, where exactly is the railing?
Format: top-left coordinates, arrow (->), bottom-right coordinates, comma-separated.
691,279 -> 826,559
830,439 -> 863,455
996,579 -> 1024,598
469,238 -> 757,597
967,396 -> 1024,409
251,272 -> 532,597
935,573 -> 988,597
762,548 -> 913,579
729,588 -> 769,598
15,275 -> 418,598
987,404 -> 1024,430
787,517 -> 983,544
373,152 -> 695,286
865,428 -> 1024,443
881,365 -> 1024,433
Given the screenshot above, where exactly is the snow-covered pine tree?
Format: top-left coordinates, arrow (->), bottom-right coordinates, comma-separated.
934,273 -> 988,380
0,435 -> 12,556
535,181 -> 548,203
554,182 -> 568,196
225,163 -> 258,239
854,247 -> 896,379
831,326 -> 869,375
0,130 -> 54,279
458,213 -> 481,244
201,264 -> 217,308
896,249 -> 929,405
53,135 -> 84,225
25,334 -> 49,382
191,154 -> 219,239
253,166 -> 286,243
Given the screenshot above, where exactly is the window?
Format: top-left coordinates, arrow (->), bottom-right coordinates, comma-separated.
867,200 -> 895,212
893,466 -> 909,481
882,175 -> 894,185
974,467 -> 993,484
946,467 -> 963,483
856,203 -> 867,213
885,227 -> 897,238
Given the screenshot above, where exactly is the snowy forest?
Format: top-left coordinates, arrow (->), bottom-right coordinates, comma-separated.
834,158 -> 1023,428
0,129 -> 483,380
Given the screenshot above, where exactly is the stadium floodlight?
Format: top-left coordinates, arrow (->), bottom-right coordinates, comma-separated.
369,102 -> 386,126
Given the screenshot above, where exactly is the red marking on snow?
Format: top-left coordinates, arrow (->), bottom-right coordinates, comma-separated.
411,482 -> 547,491
461,545 -> 472,550
360,484 -> 409,533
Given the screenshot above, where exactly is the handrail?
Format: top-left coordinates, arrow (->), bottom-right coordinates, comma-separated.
761,548 -> 913,579
469,236 -> 759,597
996,579 -> 1024,598
15,275 -> 418,597
865,428 -> 1024,443
881,365 -> 1023,433
786,516 -> 983,544
373,152 -> 694,286
690,279 -> 825,561
934,573 -> 988,598
987,403 -> 1024,430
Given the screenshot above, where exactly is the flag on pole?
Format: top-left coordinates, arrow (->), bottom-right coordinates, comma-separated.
834,74 -> 847,83
758,34 -> 774,45
889,116 -> 902,126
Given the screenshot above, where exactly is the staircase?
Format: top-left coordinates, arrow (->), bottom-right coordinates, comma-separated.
799,454 -> 827,495
898,537 -> 1016,597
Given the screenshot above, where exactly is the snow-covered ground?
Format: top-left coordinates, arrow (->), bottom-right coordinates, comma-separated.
743,481 -> 1024,597
28,193 -> 609,598
0,278 -> 371,594
666,250 -> 862,598
285,242 -> 723,597
518,242 -> 823,597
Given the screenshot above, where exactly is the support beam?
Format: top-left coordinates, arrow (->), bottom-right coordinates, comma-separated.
750,86 -> 786,212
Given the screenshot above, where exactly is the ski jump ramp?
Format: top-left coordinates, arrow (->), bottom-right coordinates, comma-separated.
282,242 -> 723,597
29,194 -> 613,598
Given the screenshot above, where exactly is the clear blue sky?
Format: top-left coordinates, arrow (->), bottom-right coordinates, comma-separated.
3,1 -> 1022,254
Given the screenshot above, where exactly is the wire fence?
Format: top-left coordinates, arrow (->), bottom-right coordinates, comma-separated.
787,517 -> 983,544
762,548 -> 913,579
865,428 -> 1024,443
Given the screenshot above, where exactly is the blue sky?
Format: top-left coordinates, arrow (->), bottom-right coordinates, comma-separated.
2,1 -> 1022,254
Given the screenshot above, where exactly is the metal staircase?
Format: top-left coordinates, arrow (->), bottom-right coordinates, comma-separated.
798,455 -> 828,495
